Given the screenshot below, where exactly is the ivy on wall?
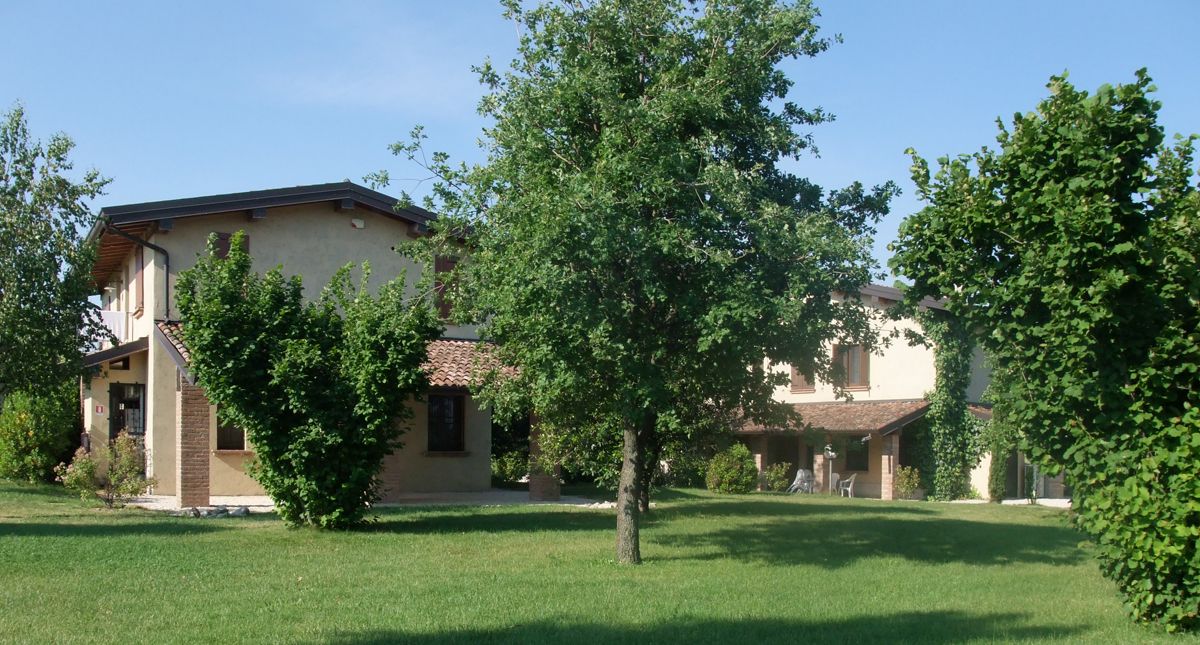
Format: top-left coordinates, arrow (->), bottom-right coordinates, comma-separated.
917,309 -> 983,500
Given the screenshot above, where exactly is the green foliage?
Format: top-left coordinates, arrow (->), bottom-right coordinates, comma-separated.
661,443 -> 717,488
899,417 -> 937,493
762,461 -> 793,492
918,310 -> 983,500
384,0 -> 893,562
491,450 -> 529,485
705,443 -> 758,494
0,381 -> 78,482
176,231 -> 441,529
56,432 -> 155,507
891,70 -> 1200,630
0,105 -> 110,396
895,466 -> 922,500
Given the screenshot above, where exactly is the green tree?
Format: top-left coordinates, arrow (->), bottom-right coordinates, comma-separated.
387,0 -> 892,563
0,380 -> 79,483
890,71 -> 1200,630
176,232 -> 441,528
0,105 -> 110,395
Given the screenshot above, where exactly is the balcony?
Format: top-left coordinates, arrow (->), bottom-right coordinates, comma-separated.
99,310 -> 125,349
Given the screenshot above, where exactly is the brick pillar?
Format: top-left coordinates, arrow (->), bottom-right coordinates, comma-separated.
527,416 -> 560,501
176,377 -> 210,508
812,433 -> 832,493
879,432 -> 898,500
752,437 -> 768,491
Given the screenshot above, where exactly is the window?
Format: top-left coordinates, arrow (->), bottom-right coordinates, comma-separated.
213,232 -> 249,259
845,438 -> 870,472
434,256 -> 458,319
790,365 -> 814,393
216,412 -> 246,451
427,394 -> 465,452
833,344 -> 870,389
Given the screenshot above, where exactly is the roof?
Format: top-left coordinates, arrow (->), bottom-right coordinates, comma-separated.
967,403 -> 993,421
89,181 -> 435,288
82,337 -> 148,367
742,399 -> 931,436
153,321 -> 489,389
858,283 -> 945,312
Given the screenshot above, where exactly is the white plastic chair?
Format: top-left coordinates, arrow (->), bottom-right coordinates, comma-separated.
787,469 -> 815,494
838,473 -> 857,498
829,472 -> 840,495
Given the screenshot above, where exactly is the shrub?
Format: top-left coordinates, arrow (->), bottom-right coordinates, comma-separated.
705,443 -> 757,494
762,461 -> 793,492
56,431 -> 156,507
176,232 -> 440,529
491,449 -> 529,484
895,466 -> 922,500
0,382 -> 79,483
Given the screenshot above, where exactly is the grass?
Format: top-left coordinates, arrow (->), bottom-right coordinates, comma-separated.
1,482 -> 1195,644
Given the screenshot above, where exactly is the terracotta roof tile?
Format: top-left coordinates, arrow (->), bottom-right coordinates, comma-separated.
156,321 -> 190,365
742,399 -> 930,435
156,321 -> 494,389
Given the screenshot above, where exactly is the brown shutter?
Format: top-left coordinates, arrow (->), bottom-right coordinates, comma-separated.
434,256 -> 458,319
135,247 -> 144,315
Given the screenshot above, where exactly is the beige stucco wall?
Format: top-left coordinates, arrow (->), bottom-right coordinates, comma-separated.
379,395 -> 492,498
773,303 -> 992,406
969,451 -> 991,499
774,306 -> 938,404
146,340 -> 178,494
81,349 -> 148,458
147,202 -> 476,338
207,403 -> 265,496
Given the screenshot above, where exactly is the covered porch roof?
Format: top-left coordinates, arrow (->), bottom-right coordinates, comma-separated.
741,399 -> 931,436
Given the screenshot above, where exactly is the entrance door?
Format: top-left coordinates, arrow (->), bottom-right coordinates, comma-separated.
108,383 -> 145,446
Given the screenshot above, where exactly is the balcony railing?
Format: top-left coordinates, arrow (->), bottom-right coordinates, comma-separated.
99,310 -> 125,349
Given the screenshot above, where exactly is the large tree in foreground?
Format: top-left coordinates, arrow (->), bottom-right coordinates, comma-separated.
177,233 -> 441,528
891,71 -> 1199,631
392,0 -> 892,563
0,105 -> 109,396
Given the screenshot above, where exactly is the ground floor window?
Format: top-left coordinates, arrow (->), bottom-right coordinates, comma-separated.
428,394 -> 465,452
216,413 -> 245,451
845,437 -> 870,472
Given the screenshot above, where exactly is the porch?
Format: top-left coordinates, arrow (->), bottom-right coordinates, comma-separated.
738,399 -> 931,500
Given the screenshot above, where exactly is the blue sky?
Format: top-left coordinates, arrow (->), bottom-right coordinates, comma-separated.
2,1 -> 1197,275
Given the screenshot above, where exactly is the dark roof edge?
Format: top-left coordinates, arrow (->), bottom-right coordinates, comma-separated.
859,284 -> 946,311
95,181 -> 435,232
83,337 -> 149,367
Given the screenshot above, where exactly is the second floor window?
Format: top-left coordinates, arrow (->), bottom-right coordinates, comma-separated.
833,344 -> 870,389
434,256 -> 458,319
790,365 -> 814,393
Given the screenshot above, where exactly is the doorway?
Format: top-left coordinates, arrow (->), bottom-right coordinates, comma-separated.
108,383 -> 145,446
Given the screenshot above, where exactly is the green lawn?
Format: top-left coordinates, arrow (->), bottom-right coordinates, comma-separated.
0,482 -> 1193,644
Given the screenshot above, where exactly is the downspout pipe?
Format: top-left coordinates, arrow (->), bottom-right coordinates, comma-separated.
102,221 -> 171,320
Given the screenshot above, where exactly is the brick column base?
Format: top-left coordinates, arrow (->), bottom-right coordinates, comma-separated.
880,433 -> 899,500
176,376 -> 210,508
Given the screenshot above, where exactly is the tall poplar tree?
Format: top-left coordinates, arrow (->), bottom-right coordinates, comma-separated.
392,0 -> 892,563
0,105 -> 109,396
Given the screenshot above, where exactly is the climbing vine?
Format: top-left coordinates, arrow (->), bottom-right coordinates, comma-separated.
917,309 -> 983,500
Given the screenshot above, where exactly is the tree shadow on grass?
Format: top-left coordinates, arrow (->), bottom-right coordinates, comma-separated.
0,482 -> 77,500
366,508 -> 614,535
0,518 -> 229,538
650,512 -> 1085,568
652,498 -> 938,522
323,611 -> 1084,644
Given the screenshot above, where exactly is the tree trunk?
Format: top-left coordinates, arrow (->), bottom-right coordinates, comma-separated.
615,419 -> 642,565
